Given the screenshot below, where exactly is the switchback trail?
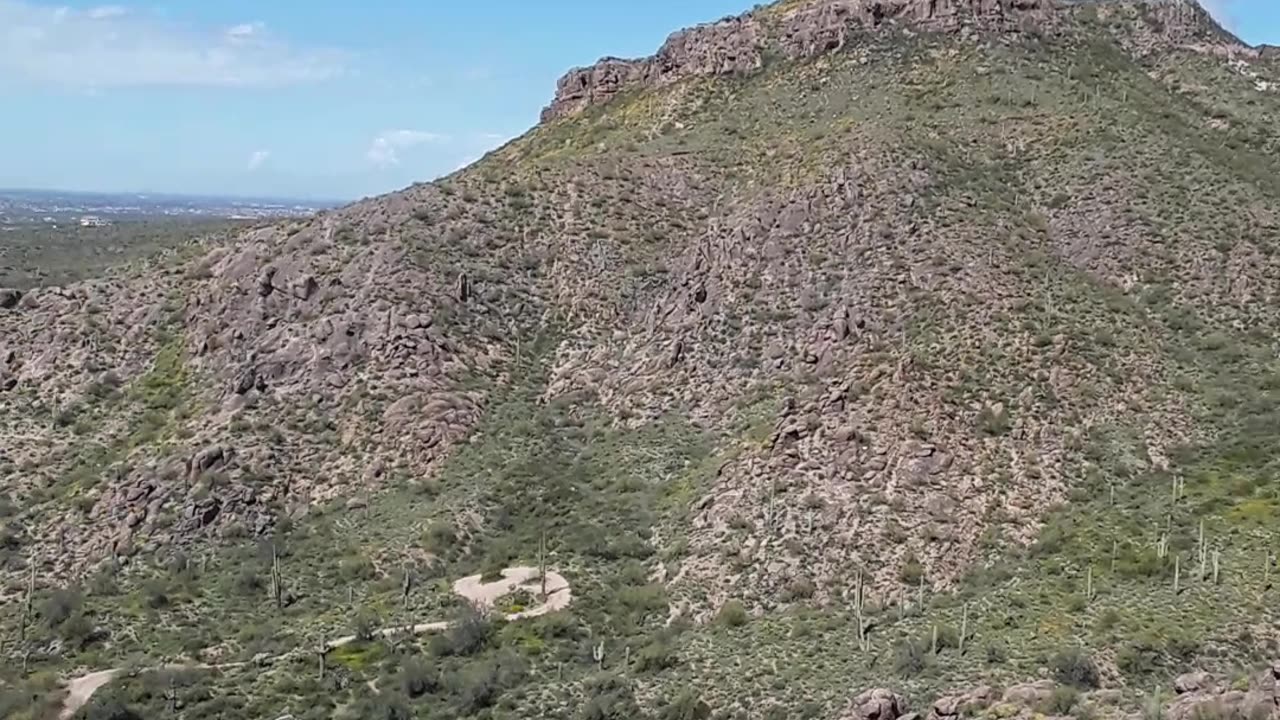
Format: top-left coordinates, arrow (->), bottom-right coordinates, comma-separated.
58,566 -> 572,719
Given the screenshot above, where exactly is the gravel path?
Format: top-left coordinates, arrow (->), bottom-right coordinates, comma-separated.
59,566 -> 571,719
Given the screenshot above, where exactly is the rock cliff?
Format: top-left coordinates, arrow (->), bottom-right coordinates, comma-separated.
541,0 -> 1235,121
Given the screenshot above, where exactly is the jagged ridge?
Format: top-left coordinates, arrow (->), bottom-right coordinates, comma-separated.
541,0 -> 1240,121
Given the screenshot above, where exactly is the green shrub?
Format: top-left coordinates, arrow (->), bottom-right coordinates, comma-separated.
1050,648 -> 1100,688
42,587 -> 82,628
1044,686 -> 1081,715
399,657 -> 438,699
633,630 -> 680,673
893,637 -> 931,678
231,569 -> 264,597
659,689 -> 712,720
437,607 -> 494,657
985,641 -> 1008,665
351,609 -> 379,642
579,674 -> 643,720
452,652 -> 528,714
338,555 -> 376,582
349,694 -> 411,720
900,552 -> 926,585
84,697 -> 142,720
59,613 -> 94,647
141,579 -> 170,609
714,600 -> 749,628
424,521 -> 457,553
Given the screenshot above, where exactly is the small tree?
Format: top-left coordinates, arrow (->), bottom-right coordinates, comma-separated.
400,657 -> 438,698
1051,647 -> 1101,688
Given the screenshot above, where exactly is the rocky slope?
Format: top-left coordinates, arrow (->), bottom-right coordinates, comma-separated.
3,1 -> 1280,719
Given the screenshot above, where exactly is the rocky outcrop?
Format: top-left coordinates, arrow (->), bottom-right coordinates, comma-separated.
1165,663 -> 1280,720
543,15 -> 762,122
929,686 -> 996,720
542,0 -> 1037,121
847,668 -> 1280,720
539,0 -> 1241,121
838,689 -> 911,720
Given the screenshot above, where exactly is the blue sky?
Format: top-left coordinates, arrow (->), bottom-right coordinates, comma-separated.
0,0 -> 1274,201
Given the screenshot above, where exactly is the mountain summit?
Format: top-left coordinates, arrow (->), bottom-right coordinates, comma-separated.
3,1 -> 1280,719
542,0 -> 1246,121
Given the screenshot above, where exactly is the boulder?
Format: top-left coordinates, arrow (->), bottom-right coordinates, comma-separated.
931,686 -> 996,720
1002,680 -> 1055,708
0,288 -> 21,309
847,688 -> 909,720
293,275 -> 319,300
1174,671 -> 1215,695
257,268 -> 277,297
190,445 -> 229,479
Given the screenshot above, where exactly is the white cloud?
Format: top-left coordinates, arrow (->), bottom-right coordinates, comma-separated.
366,130 -> 449,168
225,22 -> 265,44
247,150 -> 270,172
0,0 -> 349,89
86,5 -> 127,20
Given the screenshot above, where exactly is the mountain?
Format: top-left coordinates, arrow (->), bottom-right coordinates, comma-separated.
3,1 -> 1280,719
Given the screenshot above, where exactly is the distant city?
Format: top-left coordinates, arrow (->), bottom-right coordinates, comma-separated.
0,188 -> 343,227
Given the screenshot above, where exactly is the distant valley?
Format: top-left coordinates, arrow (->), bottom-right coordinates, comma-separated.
0,189 -> 339,226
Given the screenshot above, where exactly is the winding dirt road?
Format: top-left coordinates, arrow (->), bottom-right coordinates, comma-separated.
59,566 -> 571,719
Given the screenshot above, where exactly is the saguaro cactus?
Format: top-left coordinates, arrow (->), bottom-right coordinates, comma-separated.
20,562 -> 34,644
1197,520 -> 1207,581
270,543 -> 283,610
854,570 -> 870,652
539,531 -> 548,600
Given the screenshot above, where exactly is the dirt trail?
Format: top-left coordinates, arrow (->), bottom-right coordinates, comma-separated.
59,567 -> 571,719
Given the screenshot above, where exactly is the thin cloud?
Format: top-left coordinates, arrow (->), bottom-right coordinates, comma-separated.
225,22 -> 266,44
0,1 -> 350,89
247,150 -> 271,172
366,130 -> 450,168
86,5 -> 127,20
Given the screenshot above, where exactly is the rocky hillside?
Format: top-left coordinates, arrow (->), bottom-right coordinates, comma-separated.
3,1 -> 1280,719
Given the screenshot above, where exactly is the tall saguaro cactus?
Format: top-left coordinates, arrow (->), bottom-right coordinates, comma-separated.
539,530 -> 549,600
270,543 -> 284,610
19,562 -> 35,644
854,570 -> 870,653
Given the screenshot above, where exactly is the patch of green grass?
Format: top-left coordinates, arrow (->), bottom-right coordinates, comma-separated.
330,641 -> 384,671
